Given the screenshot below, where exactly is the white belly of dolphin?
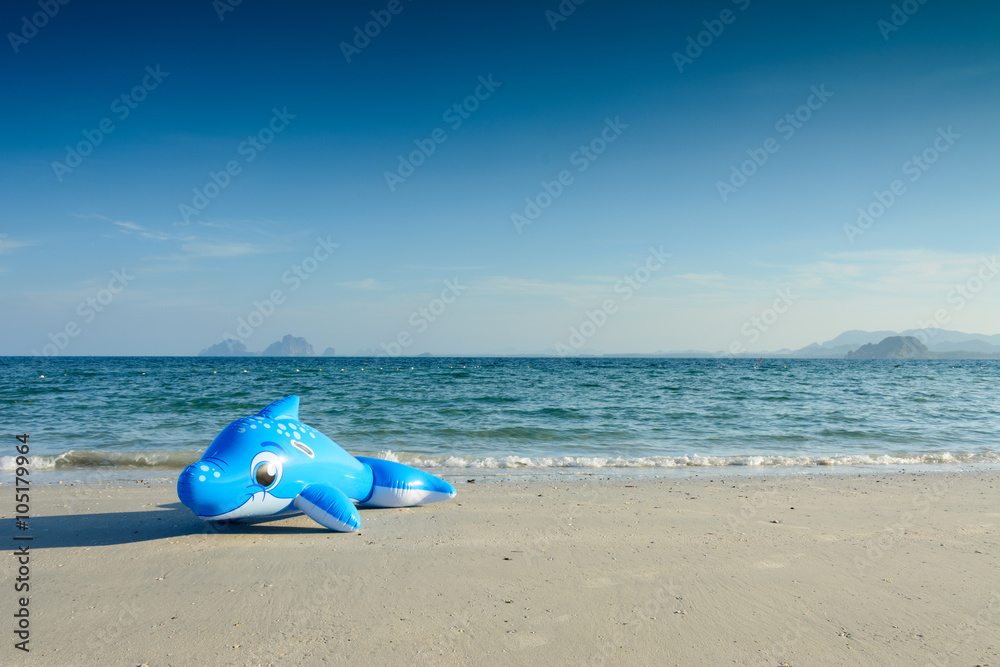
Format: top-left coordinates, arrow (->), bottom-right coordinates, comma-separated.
206,491 -> 293,520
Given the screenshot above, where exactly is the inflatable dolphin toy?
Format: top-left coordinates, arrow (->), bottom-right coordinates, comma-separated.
177,395 -> 456,532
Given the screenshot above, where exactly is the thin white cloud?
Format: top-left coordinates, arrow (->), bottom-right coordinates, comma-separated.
574,274 -> 625,283
0,237 -> 28,254
675,272 -> 727,285
180,242 -> 264,258
770,248 -> 1000,298
400,264 -> 485,272
476,276 -> 607,299
75,213 -> 176,241
671,272 -> 779,294
823,248 -> 978,263
466,249 -> 1000,311
339,278 -> 383,290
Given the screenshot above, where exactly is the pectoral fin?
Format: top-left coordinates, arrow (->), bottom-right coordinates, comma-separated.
294,484 -> 361,532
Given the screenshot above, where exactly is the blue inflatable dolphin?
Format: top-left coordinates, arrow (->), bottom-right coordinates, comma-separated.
177,395 -> 456,532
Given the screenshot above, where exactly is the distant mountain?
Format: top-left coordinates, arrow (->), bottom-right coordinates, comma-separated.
788,329 -> 1000,359
197,330 -> 999,359
261,334 -> 315,357
788,330 -> 899,357
898,329 -> 1000,351
847,336 -> 931,359
822,329 -> 900,349
199,334 -> 325,357
198,338 -> 253,357
929,339 -> 1000,353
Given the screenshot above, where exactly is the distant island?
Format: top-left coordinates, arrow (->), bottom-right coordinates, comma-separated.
846,336 -> 930,359
779,329 -> 1000,359
198,338 -> 251,357
194,329 -> 1000,359
609,329 -> 1000,360
261,335 -> 314,357
198,335 -> 335,357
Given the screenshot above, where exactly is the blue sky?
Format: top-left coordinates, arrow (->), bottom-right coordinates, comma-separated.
1,0 -> 998,355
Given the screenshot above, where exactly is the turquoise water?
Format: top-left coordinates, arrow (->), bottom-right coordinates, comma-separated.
3,357 -> 998,477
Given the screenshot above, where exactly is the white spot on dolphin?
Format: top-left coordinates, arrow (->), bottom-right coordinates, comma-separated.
199,475 -> 206,482
214,471 -> 220,478
200,465 -> 209,472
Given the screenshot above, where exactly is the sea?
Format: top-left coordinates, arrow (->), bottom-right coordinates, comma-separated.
3,356 -> 999,483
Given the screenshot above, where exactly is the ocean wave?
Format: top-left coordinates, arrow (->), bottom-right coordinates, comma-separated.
374,449 -> 1000,469
0,450 -> 203,471
3,448 -> 997,473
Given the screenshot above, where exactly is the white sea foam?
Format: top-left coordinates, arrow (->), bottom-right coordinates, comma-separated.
3,448 -> 996,474
370,449 -> 1000,469
0,449 -> 204,471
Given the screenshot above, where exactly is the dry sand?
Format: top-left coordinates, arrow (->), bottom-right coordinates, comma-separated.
3,470 -> 999,666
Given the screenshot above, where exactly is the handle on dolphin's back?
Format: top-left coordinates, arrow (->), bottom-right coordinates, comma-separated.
357,456 -> 457,508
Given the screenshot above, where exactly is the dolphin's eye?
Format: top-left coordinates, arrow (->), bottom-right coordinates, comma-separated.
250,452 -> 282,490
255,462 -> 277,487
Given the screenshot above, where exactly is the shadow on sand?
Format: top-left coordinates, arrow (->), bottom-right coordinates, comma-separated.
21,502 -> 383,549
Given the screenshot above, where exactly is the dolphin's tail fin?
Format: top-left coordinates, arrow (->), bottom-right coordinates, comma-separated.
356,456 -> 456,508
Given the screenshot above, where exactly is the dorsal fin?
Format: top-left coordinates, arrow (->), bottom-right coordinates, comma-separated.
256,395 -> 300,421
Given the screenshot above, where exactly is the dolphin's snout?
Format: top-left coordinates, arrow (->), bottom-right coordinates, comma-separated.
177,461 -> 233,517
177,464 -> 200,510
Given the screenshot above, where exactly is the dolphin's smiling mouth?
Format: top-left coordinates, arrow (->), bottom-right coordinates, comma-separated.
204,489 -> 294,521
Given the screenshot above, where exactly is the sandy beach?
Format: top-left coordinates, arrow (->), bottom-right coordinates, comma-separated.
4,470 -> 998,666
